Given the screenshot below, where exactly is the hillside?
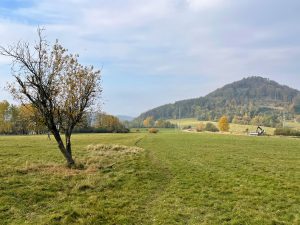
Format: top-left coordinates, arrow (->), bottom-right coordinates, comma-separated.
135,76 -> 300,125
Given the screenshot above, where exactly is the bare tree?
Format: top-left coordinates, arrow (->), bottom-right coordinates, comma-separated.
0,28 -> 102,166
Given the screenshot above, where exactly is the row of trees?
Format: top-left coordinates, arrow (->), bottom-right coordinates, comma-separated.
140,114 -> 278,132
74,113 -> 128,133
0,101 -> 46,134
231,114 -> 282,128
0,100 -> 128,135
138,102 -> 292,128
142,116 -> 175,128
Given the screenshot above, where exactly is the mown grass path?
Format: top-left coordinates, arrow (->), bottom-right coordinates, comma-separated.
0,132 -> 299,224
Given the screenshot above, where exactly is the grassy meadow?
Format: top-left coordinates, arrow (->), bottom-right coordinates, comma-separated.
0,131 -> 299,224
286,121 -> 300,130
168,118 -> 300,134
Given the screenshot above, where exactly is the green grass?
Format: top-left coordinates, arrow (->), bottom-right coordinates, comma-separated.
0,132 -> 299,224
169,118 -> 201,127
130,128 -> 178,133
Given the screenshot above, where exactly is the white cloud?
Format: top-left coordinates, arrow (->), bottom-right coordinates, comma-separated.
186,0 -> 224,10
14,0 -> 174,30
0,20 -> 35,43
80,0 -> 172,28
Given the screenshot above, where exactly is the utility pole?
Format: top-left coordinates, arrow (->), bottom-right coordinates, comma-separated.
176,106 -> 181,132
282,111 -> 286,128
178,107 -> 181,131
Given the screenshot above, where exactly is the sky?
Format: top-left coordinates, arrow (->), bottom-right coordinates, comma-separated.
0,0 -> 300,117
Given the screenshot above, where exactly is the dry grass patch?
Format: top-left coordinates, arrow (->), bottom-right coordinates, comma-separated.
82,144 -> 144,173
16,162 -> 82,176
86,144 -> 143,155
16,144 -> 144,176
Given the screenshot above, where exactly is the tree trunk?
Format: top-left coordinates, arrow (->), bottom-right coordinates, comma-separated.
52,129 -> 75,167
65,131 -> 74,166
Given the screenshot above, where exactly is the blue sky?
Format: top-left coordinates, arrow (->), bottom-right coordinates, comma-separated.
0,0 -> 300,116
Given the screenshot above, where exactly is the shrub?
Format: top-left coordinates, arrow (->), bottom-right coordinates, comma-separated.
205,123 -> 219,132
149,128 -> 159,133
73,127 -> 129,133
182,125 -> 192,130
274,128 -> 300,136
196,123 -> 205,132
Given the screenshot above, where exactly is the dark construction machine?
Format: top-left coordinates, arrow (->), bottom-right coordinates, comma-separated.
249,126 -> 265,136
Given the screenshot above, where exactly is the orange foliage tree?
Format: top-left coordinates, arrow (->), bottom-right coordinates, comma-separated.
218,116 -> 230,132
143,116 -> 154,128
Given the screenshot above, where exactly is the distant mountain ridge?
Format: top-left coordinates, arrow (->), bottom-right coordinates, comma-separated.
135,76 -> 300,123
117,115 -> 134,122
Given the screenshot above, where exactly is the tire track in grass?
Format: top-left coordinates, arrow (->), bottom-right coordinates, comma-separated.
134,134 -> 147,147
134,134 -> 176,224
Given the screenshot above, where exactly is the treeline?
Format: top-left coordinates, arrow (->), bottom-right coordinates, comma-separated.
135,103 -> 289,128
231,114 -> 282,127
0,100 -> 128,134
0,101 -> 46,134
73,113 -> 129,133
128,116 -> 176,128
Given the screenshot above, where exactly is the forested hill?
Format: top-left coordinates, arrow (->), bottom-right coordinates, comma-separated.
135,76 -> 300,123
